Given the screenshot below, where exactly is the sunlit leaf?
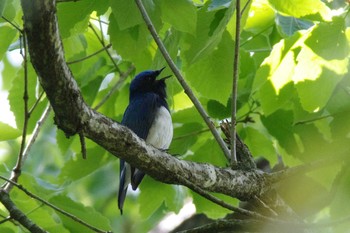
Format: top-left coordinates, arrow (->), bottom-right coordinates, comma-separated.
0,121 -> 21,141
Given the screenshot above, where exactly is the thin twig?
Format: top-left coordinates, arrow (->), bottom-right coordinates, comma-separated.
173,173 -> 274,222
89,23 -> 122,76
79,132 -> 87,159
28,91 -> 45,117
134,0 -> 232,161
3,106 -> 51,193
66,44 -> 112,65
10,32 -> 29,185
90,17 -> 109,25
93,64 -> 135,110
253,195 -> 278,217
230,0 -> 241,165
0,176 -> 111,233
1,16 -> 23,32
240,0 -> 251,15
269,154 -> 347,183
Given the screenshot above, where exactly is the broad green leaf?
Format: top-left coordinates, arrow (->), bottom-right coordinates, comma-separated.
170,122 -> 204,155
244,0 -> 275,33
8,65 -> 47,132
268,0 -> 331,21
261,109 -> 298,156
62,34 -> 87,61
0,121 -> 21,140
305,17 -> 349,60
0,25 -> 17,60
11,189 -> 69,233
172,106 -> 206,125
207,99 -> 230,119
292,18 -> 348,112
109,0 -> 142,30
191,191 -> 238,219
108,14 -> 153,71
330,169 -> 350,231
275,14 -> 314,37
158,0 -> 197,34
57,0 -> 108,38
277,173 -> 329,217
294,68 -> 344,112
240,126 -> 276,163
253,33 -> 300,115
208,0 -> 233,11
59,146 -> 111,182
0,0 -> 19,22
139,177 -> 182,218
183,2 -> 235,64
188,138 -> 227,166
0,0 -> 7,17
49,195 -> 111,233
185,31 -> 234,104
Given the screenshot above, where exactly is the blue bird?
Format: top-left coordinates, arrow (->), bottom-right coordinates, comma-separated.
118,68 -> 173,214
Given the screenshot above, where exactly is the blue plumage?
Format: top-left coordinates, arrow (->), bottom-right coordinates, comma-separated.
118,68 -> 173,214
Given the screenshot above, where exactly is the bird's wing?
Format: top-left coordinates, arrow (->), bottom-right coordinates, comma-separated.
121,93 -> 159,139
118,93 -> 159,213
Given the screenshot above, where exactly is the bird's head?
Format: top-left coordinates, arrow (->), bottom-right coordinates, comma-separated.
129,67 -> 171,99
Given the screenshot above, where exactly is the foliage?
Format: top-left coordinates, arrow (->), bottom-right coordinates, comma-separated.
0,0 -> 350,232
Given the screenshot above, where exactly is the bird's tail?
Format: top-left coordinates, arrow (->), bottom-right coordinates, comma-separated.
131,169 -> 145,190
118,160 -> 131,214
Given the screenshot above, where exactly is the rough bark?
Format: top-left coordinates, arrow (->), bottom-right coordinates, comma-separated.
20,0 -> 271,201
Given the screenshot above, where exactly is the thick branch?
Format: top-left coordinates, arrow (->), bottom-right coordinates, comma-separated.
20,0 -> 270,200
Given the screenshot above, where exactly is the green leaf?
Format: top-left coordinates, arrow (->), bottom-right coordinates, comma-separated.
188,138 -> 227,167
305,17 -> 349,60
49,195 -> 111,233
240,126 -> 276,163
261,109 -> 298,156
295,68 -> 343,112
0,121 -> 21,141
11,189 -> 69,233
0,25 -> 17,60
207,99 -> 230,119
208,0 -> 234,11
139,177 -> 181,218
158,0 -> 197,34
8,65 -> 47,132
268,0 -> 331,21
0,0 -> 7,17
275,14 -> 314,37
109,0 -> 142,30
57,0 -> 108,38
244,0 -> 275,33
108,14 -> 153,71
192,191 -> 238,219
185,31 -> 234,104
59,146 -> 111,182
183,2 -> 235,64
170,122 -> 204,155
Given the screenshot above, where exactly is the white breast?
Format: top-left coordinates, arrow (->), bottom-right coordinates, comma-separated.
146,106 -> 173,149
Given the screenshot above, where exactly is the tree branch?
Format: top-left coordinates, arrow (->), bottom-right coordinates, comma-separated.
20,0 -> 270,202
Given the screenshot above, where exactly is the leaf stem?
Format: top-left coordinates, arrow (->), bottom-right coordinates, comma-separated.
134,0 -> 231,161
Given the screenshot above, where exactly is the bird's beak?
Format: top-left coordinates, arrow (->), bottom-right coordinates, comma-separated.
157,67 -> 166,74
154,67 -> 166,77
160,75 -> 172,81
